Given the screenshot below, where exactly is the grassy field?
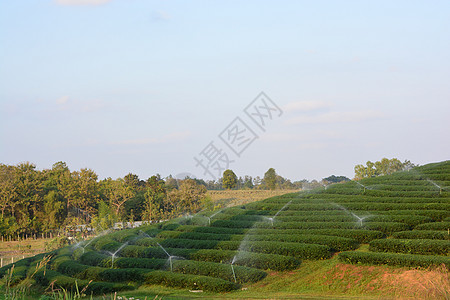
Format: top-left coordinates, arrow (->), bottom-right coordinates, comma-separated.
106,255 -> 449,300
1,161 -> 449,299
0,238 -> 50,268
207,189 -> 300,208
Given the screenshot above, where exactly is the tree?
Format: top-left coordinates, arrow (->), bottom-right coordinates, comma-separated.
222,169 -> 237,190
167,179 -> 206,215
124,173 -> 141,189
0,164 -> 17,219
42,190 -> 66,231
354,158 -> 414,180
264,168 -> 277,190
102,178 -> 135,220
143,175 -> 166,221
243,176 -> 254,189
323,175 -> 350,183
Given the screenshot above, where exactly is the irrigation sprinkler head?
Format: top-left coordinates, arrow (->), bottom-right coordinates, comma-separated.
231,264 -> 237,283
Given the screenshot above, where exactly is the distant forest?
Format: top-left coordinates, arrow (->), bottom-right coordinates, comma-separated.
0,161 -> 344,238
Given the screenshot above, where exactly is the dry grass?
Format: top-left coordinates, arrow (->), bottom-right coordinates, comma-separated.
0,238 -> 49,267
207,189 -> 300,207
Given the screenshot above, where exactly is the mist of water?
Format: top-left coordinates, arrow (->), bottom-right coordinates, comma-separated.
332,203 -> 371,227
105,242 -> 129,268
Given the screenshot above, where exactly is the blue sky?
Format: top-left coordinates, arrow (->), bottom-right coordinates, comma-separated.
1,0 -> 449,181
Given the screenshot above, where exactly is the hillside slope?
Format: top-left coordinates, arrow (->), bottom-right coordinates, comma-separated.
1,161 -> 449,297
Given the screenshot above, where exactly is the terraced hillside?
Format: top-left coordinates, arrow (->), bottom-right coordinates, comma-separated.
1,161 -> 449,295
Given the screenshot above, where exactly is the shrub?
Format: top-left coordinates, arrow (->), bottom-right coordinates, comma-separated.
392,230 -> 450,240
170,260 -> 266,284
369,239 -> 450,255
243,234 -> 359,251
247,228 -> 384,243
189,249 -> 301,271
339,251 -> 450,269
143,270 -> 238,292
415,222 -> 450,231
362,222 -> 410,235
158,239 -> 330,259
176,225 -> 247,235
33,269 -> 133,294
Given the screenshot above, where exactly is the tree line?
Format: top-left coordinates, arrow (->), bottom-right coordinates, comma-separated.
0,162 -> 323,238
4,157 -> 405,238
354,158 -> 415,180
0,162 -> 211,238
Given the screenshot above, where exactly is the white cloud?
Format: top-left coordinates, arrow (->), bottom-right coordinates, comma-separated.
261,130 -> 342,142
113,131 -> 191,146
55,0 -> 112,5
55,96 -> 69,105
283,101 -> 332,113
285,110 -> 385,125
152,10 -> 171,21
42,96 -> 109,114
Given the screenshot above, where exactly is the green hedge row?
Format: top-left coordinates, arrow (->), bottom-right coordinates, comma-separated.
369,239 -> 450,256
414,222 -> 450,231
169,226 -> 384,243
242,234 -> 358,251
155,231 -> 358,251
74,251 -> 265,285
174,225 -> 247,235
249,228 -> 384,243
34,269 -> 133,294
210,219 -> 409,234
245,202 -> 450,212
37,266 -> 237,293
157,231 -> 241,242
305,193 -> 449,203
56,260 -> 147,282
276,209 -> 450,221
392,230 -> 450,240
0,255 -> 35,278
338,251 -> 450,269
143,270 -> 238,292
169,259 -> 266,284
223,214 -> 431,227
82,246 -> 300,271
157,239 -> 331,260
371,210 -> 449,222
188,249 -> 301,271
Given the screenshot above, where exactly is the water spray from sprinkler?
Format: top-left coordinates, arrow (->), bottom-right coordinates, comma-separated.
105,242 -> 129,268
427,179 -> 443,194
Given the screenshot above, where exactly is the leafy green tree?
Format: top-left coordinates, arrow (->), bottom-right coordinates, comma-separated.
354,158 -> 413,179
222,169 -> 238,190
264,168 -> 277,190
143,175 -> 166,221
42,190 -> 66,231
323,175 -> 350,183
91,201 -> 116,231
0,164 -> 17,219
124,173 -> 141,189
243,176 -> 254,189
167,179 -> 206,215
101,178 -> 135,220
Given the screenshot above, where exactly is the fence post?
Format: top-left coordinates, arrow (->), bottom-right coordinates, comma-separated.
1,258 -> 3,267
11,257 -> 14,264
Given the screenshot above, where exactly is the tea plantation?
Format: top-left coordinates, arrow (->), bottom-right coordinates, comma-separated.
1,161 -> 449,295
